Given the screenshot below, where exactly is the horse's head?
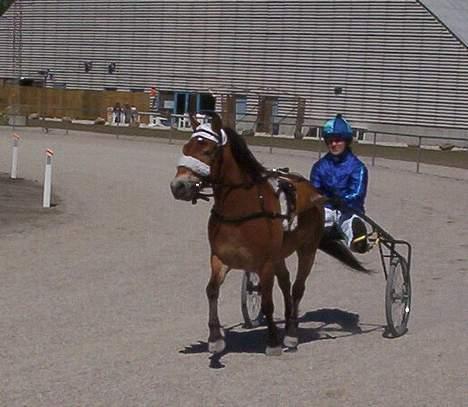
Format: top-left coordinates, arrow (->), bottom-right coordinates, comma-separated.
170,113 -> 226,201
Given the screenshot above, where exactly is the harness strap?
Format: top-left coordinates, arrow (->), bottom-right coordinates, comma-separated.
211,208 -> 288,224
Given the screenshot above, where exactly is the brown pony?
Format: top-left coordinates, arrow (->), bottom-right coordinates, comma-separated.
170,113 -> 367,355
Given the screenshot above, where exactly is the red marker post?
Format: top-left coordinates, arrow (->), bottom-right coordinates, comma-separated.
43,148 -> 54,208
10,133 -> 20,179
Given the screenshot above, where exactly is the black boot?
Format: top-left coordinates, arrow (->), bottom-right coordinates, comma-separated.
350,217 -> 368,253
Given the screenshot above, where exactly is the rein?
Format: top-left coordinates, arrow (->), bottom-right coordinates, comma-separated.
190,178 -> 258,205
194,174 -> 288,224
211,207 -> 287,224
186,125 -> 290,223
190,143 -> 256,204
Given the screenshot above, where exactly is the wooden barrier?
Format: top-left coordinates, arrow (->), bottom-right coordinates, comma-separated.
0,84 -> 149,121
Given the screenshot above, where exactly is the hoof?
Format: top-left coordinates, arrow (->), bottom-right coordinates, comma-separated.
283,335 -> 298,349
208,338 -> 226,354
265,345 -> 282,356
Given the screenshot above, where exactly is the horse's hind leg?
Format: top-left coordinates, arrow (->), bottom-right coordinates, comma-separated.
206,255 -> 229,354
259,261 -> 282,356
285,245 -> 318,349
274,260 -> 292,335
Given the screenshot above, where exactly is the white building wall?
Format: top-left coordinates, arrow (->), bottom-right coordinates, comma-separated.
1,0 -> 468,130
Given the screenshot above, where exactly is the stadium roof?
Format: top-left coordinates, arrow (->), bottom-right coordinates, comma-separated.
419,0 -> 468,47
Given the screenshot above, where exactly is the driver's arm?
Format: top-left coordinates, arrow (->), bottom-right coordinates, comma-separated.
343,164 -> 368,206
310,162 -> 323,192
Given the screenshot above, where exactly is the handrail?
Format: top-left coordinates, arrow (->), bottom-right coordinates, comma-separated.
361,131 -> 467,173
6,108 -> 467,174
363,129 -> 468,143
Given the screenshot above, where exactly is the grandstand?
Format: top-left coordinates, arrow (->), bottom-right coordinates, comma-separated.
1,0 -> 467,138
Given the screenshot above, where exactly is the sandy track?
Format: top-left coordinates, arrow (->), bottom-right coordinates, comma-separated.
0,127 -> 467,406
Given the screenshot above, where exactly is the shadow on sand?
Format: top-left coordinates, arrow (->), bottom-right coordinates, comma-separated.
179,308 -> 384,368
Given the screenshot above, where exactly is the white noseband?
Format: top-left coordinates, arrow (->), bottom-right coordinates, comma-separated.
177,155 -> 211,177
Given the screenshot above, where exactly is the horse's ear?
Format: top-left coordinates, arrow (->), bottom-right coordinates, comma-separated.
210,112 -> 223,135
189,113 -> 200,130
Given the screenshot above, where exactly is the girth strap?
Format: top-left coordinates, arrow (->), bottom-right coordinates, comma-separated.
211,208 -> 288,224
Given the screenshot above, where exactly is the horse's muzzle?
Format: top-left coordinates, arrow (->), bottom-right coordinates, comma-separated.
170,177 -> 199,201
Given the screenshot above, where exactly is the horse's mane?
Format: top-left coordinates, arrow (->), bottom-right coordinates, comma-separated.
223,127 -> 266,182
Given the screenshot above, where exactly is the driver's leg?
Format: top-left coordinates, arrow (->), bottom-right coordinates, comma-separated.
324,207 -> 337,228
340,213 -> 368,253
323,208 -> 348,240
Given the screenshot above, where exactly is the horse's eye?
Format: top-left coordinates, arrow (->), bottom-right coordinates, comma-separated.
196,137 -> 205,143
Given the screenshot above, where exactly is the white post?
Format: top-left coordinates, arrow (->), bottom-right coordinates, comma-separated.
10,133 -> 20,179
43,148 -> 54,208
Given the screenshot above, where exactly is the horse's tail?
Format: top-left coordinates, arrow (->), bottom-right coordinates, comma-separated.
319,234 -> 371,273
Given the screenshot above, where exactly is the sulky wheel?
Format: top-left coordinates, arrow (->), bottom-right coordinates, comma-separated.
385,255 -> 411,337
241,271 -> 263,328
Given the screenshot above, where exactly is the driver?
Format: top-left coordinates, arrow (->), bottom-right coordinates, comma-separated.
310,114 -> 369,253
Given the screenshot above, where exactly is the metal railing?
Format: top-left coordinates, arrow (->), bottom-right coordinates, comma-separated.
4,108 -> 467,173
231,112 -> 467,172
365,130 -> 467,173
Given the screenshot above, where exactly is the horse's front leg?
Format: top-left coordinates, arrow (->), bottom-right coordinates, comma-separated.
206,255 -> 229,354
259,261 -> 282,356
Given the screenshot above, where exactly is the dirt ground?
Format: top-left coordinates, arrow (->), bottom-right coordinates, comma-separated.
0,174 -> 60,232
0,126 -> 467,406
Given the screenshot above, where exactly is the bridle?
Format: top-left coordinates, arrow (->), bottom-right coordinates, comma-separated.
179,125 -> 256,204
177,124 -> 290,224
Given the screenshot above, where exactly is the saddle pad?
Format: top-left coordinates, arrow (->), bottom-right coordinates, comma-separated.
268,177 -> 298,232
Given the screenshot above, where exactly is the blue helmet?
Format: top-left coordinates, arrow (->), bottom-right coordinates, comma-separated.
323,114 -> 353,141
